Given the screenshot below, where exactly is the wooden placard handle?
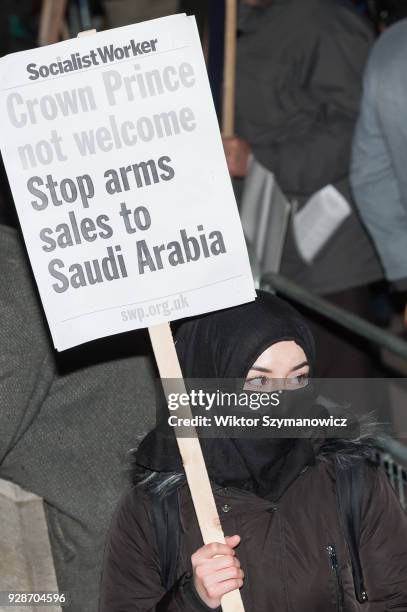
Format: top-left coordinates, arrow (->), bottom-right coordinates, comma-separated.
39,0 -> 68,45
222,0 -> 238,138
149,323 -> 245,612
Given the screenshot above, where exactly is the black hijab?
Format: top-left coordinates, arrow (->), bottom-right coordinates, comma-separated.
175,290 -> 315,379
136,291 -> 320,502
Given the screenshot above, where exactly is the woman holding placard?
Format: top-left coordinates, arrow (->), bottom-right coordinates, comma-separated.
99,292 -> 407,611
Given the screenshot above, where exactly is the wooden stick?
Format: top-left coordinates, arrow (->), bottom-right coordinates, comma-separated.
39,0 -> 68,46
149,323 -> 245,611
222,0 -> 238,137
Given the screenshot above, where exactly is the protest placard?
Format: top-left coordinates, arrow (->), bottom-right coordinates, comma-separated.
0,13 -> 251,611
0,14 -> 255,351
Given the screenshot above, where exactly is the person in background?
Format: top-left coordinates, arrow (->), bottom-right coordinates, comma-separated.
223,0 -> 384,377
102,0 -> 178,28
0,218 -> 156,612
351,16 -> 407,303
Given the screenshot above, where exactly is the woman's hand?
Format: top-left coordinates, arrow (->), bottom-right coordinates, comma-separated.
222,137 -> 251,178
191,535 -> 244,609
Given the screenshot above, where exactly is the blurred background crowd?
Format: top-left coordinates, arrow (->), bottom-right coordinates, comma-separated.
1,1 -> 407,611
1,0 -> 407,378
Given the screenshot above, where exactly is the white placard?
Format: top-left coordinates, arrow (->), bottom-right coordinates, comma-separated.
0,15 -> 255,350
293,185 -> 351,263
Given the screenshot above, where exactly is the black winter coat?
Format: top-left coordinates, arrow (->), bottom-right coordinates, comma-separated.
235,0 -> 383,294
100,458 -> 407,611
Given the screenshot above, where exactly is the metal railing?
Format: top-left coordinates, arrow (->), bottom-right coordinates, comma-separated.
261,272 -> 407,504
377,448 -> 407,510
261,272 -> 407,363
377,435 -> 407,508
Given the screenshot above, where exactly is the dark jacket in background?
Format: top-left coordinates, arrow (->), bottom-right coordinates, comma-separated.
235,0 -> 383,295
0,225 -> 156,612
100,457 -> 407,611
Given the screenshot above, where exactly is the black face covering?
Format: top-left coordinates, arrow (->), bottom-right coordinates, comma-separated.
136,291 -> 321,502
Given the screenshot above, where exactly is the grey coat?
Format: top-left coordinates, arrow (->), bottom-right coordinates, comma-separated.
351,19 -> 407,286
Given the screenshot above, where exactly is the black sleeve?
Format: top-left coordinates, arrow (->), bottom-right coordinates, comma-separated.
182,575 -> 222,612
99,488 -> 218,612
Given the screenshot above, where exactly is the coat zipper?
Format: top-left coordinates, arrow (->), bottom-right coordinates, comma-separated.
327,544 -> 344,612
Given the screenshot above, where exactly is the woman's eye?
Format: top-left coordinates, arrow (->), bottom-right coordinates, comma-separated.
285,373 -> 309,389
245,376 -> 271,389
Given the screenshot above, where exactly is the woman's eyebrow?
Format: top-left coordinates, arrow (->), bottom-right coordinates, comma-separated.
249,365 -> 271,374
289,360 -> 309,373
249,361 -> 309,375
